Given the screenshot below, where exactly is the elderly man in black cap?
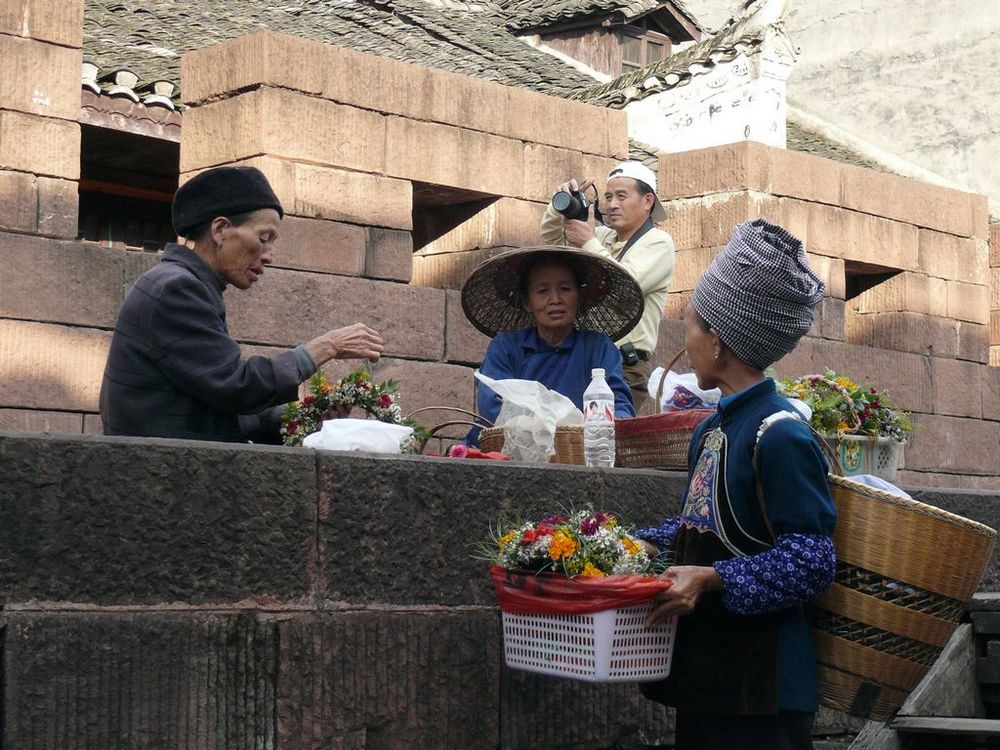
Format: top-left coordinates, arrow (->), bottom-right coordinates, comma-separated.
99,166 -> 384,443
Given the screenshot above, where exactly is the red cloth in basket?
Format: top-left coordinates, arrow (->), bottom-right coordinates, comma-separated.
491,564 -> 672,615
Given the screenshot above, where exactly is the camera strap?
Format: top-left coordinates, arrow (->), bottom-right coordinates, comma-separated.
615,217 -> 654,262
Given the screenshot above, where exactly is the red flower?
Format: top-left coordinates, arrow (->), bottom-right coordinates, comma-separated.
301,395 -> 315,407
377,394 -> 394,408
286,420 -> 299,433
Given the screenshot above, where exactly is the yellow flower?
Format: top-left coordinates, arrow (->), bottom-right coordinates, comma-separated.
498,530 -> 517,549
835,376 -> 857,391
548,531 -> 578,560
581,562 -> 606,577
837,421 -> 850,432
622,537 -> 640,556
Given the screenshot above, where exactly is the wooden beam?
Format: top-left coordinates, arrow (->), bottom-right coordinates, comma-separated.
658,2 -> 701,41
79,179 -> 174,203
892,717 -> 1000,736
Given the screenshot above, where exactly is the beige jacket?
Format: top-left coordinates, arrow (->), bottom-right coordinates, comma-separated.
540,204 -> 676,354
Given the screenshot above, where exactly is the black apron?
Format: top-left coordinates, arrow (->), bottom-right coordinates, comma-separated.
641,427 -> 784,715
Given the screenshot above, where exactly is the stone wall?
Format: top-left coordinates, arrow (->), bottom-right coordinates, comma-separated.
3,431 -> 998,748
657,142 -> 999,490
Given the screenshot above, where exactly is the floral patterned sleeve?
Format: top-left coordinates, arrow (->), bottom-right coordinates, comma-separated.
634,518 -> 682,556
713,533 -> 835,616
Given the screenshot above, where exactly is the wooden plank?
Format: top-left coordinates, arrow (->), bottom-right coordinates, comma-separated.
891,717 -> 1000,736
900,625 -> 977,717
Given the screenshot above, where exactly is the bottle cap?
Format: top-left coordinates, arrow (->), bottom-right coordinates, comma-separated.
591,368 -> 605,378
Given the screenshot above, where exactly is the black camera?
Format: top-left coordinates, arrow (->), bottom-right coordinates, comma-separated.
620,342 -> 640,367
552,187 -> 603,223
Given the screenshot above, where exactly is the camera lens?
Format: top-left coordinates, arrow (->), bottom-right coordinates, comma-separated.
552,191 -> 578,217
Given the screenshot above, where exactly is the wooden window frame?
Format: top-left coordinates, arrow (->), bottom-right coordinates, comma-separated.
620,23 -> 672,73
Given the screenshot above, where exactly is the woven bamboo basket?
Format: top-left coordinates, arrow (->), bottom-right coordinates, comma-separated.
479,424 -> 584,465
615,348 -> 713,470
814,474 -> 996,721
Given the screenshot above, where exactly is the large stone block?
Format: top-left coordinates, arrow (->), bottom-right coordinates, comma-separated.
947,280 -> 990,324
991,223 -> 1000,267
845,311 -> 960,359
958,320 -> 989,364
2,612 -> 279,747
840,164 -> 984,239
276,610 -> 501,750
0,319 -> 109,411
810,297 -> 845,341
223,267 -> 446,360
412,245 -> 511,291
180,87 -> 386,174
0,234 -> 123,327
807,253 -> 846,300
0,109 -> 79,178
0,407 -> 82,433
804,201 -> 920,270
0,432 -> 317,603
0,168 -> 37,231
660,142 -> 769,199
385,116 -> 524,198
501,671 -> 674,749
36,174 -> 78,237
316,453 -> 686,605
849,272 -> 948,318
445,288 -> 488,366
918,229 -> 990,285
984,366 -> 1000,423
182,31 -> 618,157
273,215 -> 366,276
671,245 -> 722,292
929,356 -> 984,419
212,156 -> 412,230
904,413 -> 1000,476
0,34 -> 80,120
365,227 -> 413,282
418,198 -> 544,255
0,0 -> 84,47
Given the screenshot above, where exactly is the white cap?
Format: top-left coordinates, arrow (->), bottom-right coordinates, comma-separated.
591,368 -> 606,378
607,161 -> 667,223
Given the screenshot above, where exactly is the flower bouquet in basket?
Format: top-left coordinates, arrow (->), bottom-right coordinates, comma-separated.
775,369 -> 913,480
279,368 -> 428,452
484,508 -> 677,683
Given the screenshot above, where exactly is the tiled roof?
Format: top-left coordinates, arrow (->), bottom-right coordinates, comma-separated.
571,3 -> 777,108
786,120 -> 885,172
82,0 -> 597,104
500,0 -> 702,33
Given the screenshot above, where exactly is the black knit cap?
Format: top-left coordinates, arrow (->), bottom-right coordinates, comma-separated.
172,166 -> 284,236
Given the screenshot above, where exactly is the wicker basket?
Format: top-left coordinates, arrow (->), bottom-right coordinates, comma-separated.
479,424 -> 585,465
615,348 -> 713,471
814,474 -> 996,721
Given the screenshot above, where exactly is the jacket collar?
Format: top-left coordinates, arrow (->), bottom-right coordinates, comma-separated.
162,242 -> 226,293
521,327 -> 578,353
717,377 -> 776,419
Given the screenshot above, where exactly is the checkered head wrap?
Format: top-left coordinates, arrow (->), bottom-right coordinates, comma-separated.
692,219 -> 824,370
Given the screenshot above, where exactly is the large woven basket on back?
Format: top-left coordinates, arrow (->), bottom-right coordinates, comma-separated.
479,424 -> 585,465
815,474 -> 996,721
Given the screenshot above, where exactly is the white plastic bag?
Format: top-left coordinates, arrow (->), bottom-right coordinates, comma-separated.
302,418 -> 413,454
475,372 -> 583,462
647,367 -> 721,412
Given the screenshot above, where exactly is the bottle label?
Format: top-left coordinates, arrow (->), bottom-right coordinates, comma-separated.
584,398 -> 614,423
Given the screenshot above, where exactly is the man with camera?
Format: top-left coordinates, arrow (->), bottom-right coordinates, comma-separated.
541,161 -> 676,410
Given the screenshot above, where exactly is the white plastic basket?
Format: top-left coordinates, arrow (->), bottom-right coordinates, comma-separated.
501,604 -> 676,683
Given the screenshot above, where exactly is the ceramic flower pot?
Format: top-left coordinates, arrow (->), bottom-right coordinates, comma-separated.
821,434 -> 904,481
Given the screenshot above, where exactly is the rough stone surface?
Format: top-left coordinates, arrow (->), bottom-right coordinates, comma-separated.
0,319 -> 110,411
845,312 -> 961,359
0,433 -> 316,604
365,227 -> 413,282
2,611 -> 279,748
273,215 -> 366,277
276,610 -> 501,749
930,356 -> 984,419
0,407 -> 82,433
317,452 -> 686,606
0,34 -> 81,121
905,413 -> 1000,476
0,234 -> 123,327
0,171 -> 78,238
0,109 -> 79,179
444,288 -> 489,366
223,267 -> 446,360
918,229 -> 989,285
0,0 -> 84,47
416,197 -> 545,255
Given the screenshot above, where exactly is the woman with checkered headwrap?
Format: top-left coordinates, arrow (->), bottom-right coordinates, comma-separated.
634,220 -> 838,750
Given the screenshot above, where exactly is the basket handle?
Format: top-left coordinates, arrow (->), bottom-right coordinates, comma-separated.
643,347 -> 687,416
405,405 -> 493,428
413,419 -> 490,454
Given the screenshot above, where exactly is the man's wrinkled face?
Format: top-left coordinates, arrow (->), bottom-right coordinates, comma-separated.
213,209 -> 280,290
604,177 -> 654,236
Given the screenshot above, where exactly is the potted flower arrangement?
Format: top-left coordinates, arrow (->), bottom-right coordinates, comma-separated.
485,507 -> 676,683
280,368 -> 428,451
776,369 -> 913,480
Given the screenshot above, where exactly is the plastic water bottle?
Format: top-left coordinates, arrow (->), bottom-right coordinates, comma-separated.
583,368 -> 616,468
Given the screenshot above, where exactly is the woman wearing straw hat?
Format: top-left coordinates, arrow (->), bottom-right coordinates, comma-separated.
635,220 -> 838,750
461,246 -> 644,442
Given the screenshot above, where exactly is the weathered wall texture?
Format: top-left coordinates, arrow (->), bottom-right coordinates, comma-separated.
4,431 -> 998,748
658,142 -> 999,489
0,432 -> 685,749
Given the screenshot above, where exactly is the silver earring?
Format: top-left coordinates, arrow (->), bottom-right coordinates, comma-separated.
714,350 -> 720,360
